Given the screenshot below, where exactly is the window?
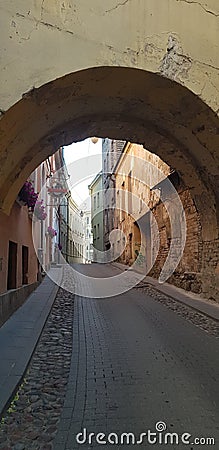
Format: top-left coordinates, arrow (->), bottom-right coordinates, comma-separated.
97,224 -> 100,239
128,170 -> 132,213
87,216 -> 89,224
93,225 -> 96,239
139,192 -> 143,213
94,196 -> 96,210
97,192 -> 100,208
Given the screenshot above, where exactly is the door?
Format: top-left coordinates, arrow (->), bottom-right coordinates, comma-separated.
22,245 -> 29,285
7,241 -> 17,290
129,233 -> 133,260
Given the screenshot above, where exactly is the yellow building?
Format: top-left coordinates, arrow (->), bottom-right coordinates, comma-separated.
114,142 -> 170,269
113,142 -> 203,295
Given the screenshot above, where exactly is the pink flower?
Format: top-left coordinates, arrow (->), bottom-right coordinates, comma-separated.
47,226 -> 57,238
34,200 -> 47,221
18,180 -> 38,209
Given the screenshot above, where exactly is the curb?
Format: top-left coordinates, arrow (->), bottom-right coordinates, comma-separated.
0,270 -> 61,416
111,262 -> 219,322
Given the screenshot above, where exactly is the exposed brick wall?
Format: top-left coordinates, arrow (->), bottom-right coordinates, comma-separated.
148,175 -> 206,295
149,183 -> 218,300
201,239 -> 219,301
113,143 -> 219,302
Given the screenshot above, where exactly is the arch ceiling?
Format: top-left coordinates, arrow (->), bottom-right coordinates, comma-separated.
0,0 -> 218,244
0,66 -> 218,243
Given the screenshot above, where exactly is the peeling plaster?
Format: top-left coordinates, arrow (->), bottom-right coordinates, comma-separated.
160,35 -> 192,81
0,0 -> 219,117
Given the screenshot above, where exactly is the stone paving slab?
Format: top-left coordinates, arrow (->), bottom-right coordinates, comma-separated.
0,268 -> 62,414
112,262 -> 219,321
54,264 -> 219,450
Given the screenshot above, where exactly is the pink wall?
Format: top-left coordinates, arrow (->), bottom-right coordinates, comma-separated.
0,202 -> 38,294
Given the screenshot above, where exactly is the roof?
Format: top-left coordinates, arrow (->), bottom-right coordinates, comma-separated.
88,170 -> 102,190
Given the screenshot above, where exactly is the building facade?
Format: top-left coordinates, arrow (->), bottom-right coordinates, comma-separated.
83,205 -> 93,263
0,145 -> 87,325
89,172 -> 104,263
102,139 -> 125,258
113,142 -> 202,294
68,197 -> 84,264
0,147 -> 67,325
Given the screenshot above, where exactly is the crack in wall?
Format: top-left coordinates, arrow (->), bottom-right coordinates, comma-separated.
176,0 -> 219,17
41,0 -> 45,21
105,0 -> 130,13
193,58 -> 219,71
14,12 -> 124,52
13,8 -> 219,73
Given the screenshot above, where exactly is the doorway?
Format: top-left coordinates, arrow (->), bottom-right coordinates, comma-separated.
7,240 -> 17,290
22,245 -> 29,285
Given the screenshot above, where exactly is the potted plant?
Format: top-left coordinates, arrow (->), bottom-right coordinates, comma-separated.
33,200 -> 47,221
47,226 -> 57,238
18,180 -> 38,208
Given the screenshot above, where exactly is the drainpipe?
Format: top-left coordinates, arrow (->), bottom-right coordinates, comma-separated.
58,205 -> 61,264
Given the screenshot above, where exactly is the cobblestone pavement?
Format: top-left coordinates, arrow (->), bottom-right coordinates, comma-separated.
54,264 -> 219,450
1,264 -> 219,450
135,282 -> 219,337
0,288 -> 74,450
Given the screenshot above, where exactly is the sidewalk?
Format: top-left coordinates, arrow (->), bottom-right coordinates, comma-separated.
111,262 -> 219,321
0,268 -> 62,415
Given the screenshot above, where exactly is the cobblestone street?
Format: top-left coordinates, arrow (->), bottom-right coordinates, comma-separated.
0,264 -> 219,450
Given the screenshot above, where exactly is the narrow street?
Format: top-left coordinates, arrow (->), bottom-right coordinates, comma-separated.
53,263 -> 219,449
0,264 -> 218,449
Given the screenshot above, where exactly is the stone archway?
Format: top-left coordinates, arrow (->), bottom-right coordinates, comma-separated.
0,66 -> 218,298
0,1 -> 218,299
0,67 -> 218,230
1,0 -> 219,112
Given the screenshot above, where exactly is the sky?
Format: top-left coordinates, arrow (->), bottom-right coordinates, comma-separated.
63,138 -> 102,207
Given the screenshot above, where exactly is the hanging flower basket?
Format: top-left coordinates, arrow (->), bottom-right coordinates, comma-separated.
33,200 -> 47,221
18,180 -> 38,209
47,226 -> 57,238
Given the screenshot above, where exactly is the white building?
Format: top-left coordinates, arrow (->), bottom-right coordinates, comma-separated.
88,171 -> 104,263
68,197 -> 84,263
81,198 -> 93,263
